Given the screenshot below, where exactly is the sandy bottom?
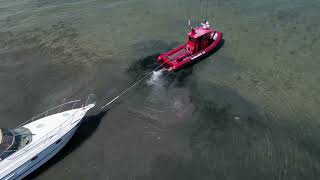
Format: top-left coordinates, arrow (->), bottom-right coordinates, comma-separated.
0,0 -> 319,179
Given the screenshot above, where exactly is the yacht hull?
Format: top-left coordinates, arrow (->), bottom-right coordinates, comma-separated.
0,97 -> 96,180
3,124 -> 79,180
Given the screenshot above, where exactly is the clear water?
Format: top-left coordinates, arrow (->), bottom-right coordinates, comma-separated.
0,0 -> 319,179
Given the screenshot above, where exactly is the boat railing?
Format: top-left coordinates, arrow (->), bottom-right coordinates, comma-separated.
2,94 -> 96,160
16,99 -> 82,128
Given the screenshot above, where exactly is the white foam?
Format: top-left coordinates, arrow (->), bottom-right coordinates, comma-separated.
147,69 -> 166,86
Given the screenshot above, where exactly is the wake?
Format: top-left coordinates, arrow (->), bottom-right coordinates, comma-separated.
147,68 -> 166,86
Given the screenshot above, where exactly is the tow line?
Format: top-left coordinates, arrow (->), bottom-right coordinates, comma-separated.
100,62 -> 165,110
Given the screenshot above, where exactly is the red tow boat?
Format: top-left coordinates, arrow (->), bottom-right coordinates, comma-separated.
157,21 -> 223,71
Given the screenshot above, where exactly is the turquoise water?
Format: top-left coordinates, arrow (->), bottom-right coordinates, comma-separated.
0,0 -> 319,179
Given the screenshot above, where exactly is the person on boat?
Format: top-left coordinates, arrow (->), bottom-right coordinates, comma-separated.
202,21 -> 210,28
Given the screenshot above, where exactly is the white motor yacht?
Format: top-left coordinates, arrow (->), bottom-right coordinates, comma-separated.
0,95 -> 96,180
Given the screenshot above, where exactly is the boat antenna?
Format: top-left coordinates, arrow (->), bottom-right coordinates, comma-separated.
205,0 -> 208,22
187,7 -> 192,30
198,0 -> 202,26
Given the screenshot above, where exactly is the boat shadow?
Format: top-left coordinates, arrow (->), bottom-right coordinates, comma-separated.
24,110 -> 107,179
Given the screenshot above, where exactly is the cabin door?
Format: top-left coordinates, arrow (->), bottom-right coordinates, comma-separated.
197,37 -> 202,52
202,35 -> 209,49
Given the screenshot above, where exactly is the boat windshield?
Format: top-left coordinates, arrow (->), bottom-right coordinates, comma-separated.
0,128 -> 14,160
189,36 -> 197,43
0,127 -> 32,161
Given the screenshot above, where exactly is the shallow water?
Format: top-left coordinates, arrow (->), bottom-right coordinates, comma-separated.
0,0 -> 319,179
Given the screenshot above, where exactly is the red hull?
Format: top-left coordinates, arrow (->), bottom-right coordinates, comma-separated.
157,27 -> 223,71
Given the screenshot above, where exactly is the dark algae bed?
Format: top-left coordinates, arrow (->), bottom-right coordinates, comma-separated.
0,0 -> 319,179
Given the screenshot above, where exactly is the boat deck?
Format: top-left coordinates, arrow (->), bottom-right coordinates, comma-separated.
167,48 -> 190,61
